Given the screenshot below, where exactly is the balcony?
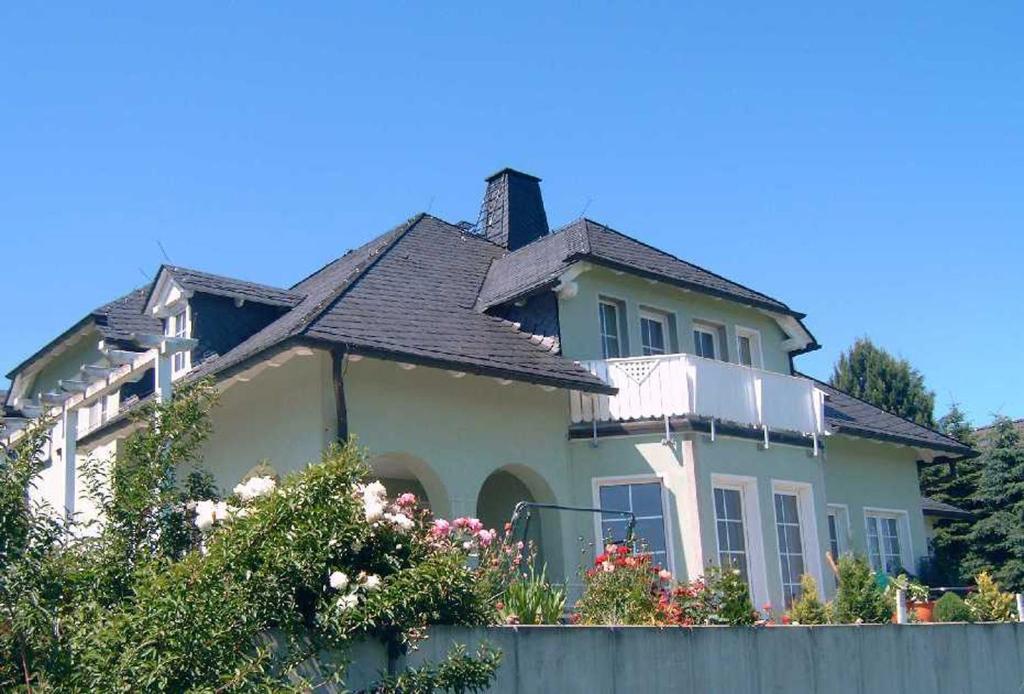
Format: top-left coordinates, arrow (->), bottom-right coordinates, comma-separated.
569,353 -> 825,439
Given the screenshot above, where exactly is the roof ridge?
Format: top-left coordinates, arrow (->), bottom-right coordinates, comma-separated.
581,217 -> 793,312
165,264 -> 296,294
798,371 -> 972,451
290,213 -> 424,340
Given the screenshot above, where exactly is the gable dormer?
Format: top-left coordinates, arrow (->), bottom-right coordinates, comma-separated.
144,266 -> 302,374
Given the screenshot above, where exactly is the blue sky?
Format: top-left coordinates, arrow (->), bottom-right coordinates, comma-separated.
2,3 -> 1021,426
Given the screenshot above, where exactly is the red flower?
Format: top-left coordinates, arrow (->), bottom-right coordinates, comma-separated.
617,545 -> 629,555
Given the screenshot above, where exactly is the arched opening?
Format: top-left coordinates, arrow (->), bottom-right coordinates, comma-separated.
366,452 -> 451,519
476,465 -> 565,581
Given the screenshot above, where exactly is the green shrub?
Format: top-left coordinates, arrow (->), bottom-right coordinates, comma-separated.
497,566 -> 566,625
702,565 -> 759,625
966,571 -> 1017,622
933,592 -> 973,622
788,574 -> 830,625
832,555 -> 890,624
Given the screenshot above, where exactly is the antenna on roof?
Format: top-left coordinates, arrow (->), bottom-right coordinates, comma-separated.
426,196 -> 435,214
156,240 -> 172,263
137,266 -> 151,281
579,197 -> 593,219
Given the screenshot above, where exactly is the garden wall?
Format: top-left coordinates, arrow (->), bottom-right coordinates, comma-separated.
343,623 -> 1024,693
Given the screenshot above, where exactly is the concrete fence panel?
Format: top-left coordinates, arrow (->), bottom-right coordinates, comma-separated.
385,624 -> 1024,694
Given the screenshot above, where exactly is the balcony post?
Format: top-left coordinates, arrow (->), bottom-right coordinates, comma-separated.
155,349 -> 173,404
61,405 -> 78,519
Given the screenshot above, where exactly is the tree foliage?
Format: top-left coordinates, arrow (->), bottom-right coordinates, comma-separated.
964,418 -> 1024,590
829,337 -> 936,428
918,403 -> 981,585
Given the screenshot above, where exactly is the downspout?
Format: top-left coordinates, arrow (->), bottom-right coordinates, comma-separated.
331,348 -> 349,443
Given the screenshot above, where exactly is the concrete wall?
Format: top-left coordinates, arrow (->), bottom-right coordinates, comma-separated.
558,266 -> 792,373
389,624 -> 1024,694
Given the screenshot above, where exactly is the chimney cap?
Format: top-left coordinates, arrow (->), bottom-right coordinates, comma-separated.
484,167 -> 542,183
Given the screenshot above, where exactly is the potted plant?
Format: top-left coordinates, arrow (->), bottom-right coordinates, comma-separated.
886,574 -> 933,622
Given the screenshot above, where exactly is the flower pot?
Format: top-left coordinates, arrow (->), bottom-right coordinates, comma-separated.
912,601 -> 935,623
891,600 -> 936,623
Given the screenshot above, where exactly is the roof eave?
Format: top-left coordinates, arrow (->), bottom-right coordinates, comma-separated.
303,337 -> 616,395
831,424 -> 977,459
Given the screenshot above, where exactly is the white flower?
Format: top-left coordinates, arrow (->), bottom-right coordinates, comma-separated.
364,499 -> 385,523
214,501 -> 231,522
233,476 -> 276,502
194,499 -> 217,531
337,592 -> 360,610
363,481 -> 386,500
329,571 -> 349,590
360,573 -> 382,591
384,512 -> 415,531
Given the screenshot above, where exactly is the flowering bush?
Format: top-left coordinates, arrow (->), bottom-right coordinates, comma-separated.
571,545 -> 758,626
0,382 -> 501,692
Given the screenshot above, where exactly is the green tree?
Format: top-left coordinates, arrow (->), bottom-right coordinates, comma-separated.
964,418 -> 1024,590
918,404 -> 981,584
829,338 -> 936,428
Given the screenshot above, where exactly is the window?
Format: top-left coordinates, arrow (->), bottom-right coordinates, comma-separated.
599,300 -> 624,359
714,487 -> 749,583
639,310 -> 669,356
865,511 -> 907,575
826,505 -> 848,560
693,325 -> 717,360
166,307 -> 191,376
735,327 -> 763,368
596,479 -> 669,567
774,492 -> 805,607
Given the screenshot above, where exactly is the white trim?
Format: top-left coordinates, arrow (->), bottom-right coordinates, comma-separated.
591,474 -> 676,570
770,479 -> 825,603
735,325 -> 764,369
691,320 -> 721,360
826,503 -> 851,559
598,297 -> 627,359
710,473 -> 769,609
165,304 -> 192,380
863,506 -> 914,574
638,307 -> 672,356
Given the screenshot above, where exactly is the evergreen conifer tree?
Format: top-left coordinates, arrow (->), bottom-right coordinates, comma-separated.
829,338 -> 936,428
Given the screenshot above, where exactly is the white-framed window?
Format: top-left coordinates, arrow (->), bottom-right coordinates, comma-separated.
711,474 -> 769,608
714,486 -> 748,580
598,299 -> 625,359
864,508 -> 912,575
826,504 -> 849,560
639,309 -> 670,356
165,305 -> 191,377
593,476 -> 671,568
693,323 -> 718,360
771,480 -> 824,608
735,326 -> 763,369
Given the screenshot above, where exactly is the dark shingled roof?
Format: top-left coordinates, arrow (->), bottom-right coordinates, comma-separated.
921,496 -> 972,519
805,376 -> 976,457
94,286 -> 164,343
158,266 -> 302,308
477,218 -> 802,318
302,215 -> 606,390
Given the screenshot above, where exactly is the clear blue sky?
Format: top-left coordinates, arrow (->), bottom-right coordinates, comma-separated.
2,3 -> 1021,426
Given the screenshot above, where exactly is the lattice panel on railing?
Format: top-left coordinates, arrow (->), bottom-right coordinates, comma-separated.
610,359 -> 660,385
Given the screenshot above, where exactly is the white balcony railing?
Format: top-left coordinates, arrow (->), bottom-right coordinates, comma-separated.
569,353 -> 825,438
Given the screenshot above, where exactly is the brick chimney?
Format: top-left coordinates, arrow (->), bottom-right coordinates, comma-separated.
480,168 -> 550,250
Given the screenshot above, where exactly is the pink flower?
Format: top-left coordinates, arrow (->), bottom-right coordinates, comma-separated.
658,569 -> 673,581
396,493 -> 417,507
476,529 -> 496,547
452,517 -> 470,529
430,519 -> 451,537
467,518 -> 484,532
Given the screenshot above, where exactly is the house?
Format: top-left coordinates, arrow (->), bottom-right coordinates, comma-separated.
1,168 -> 975,608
